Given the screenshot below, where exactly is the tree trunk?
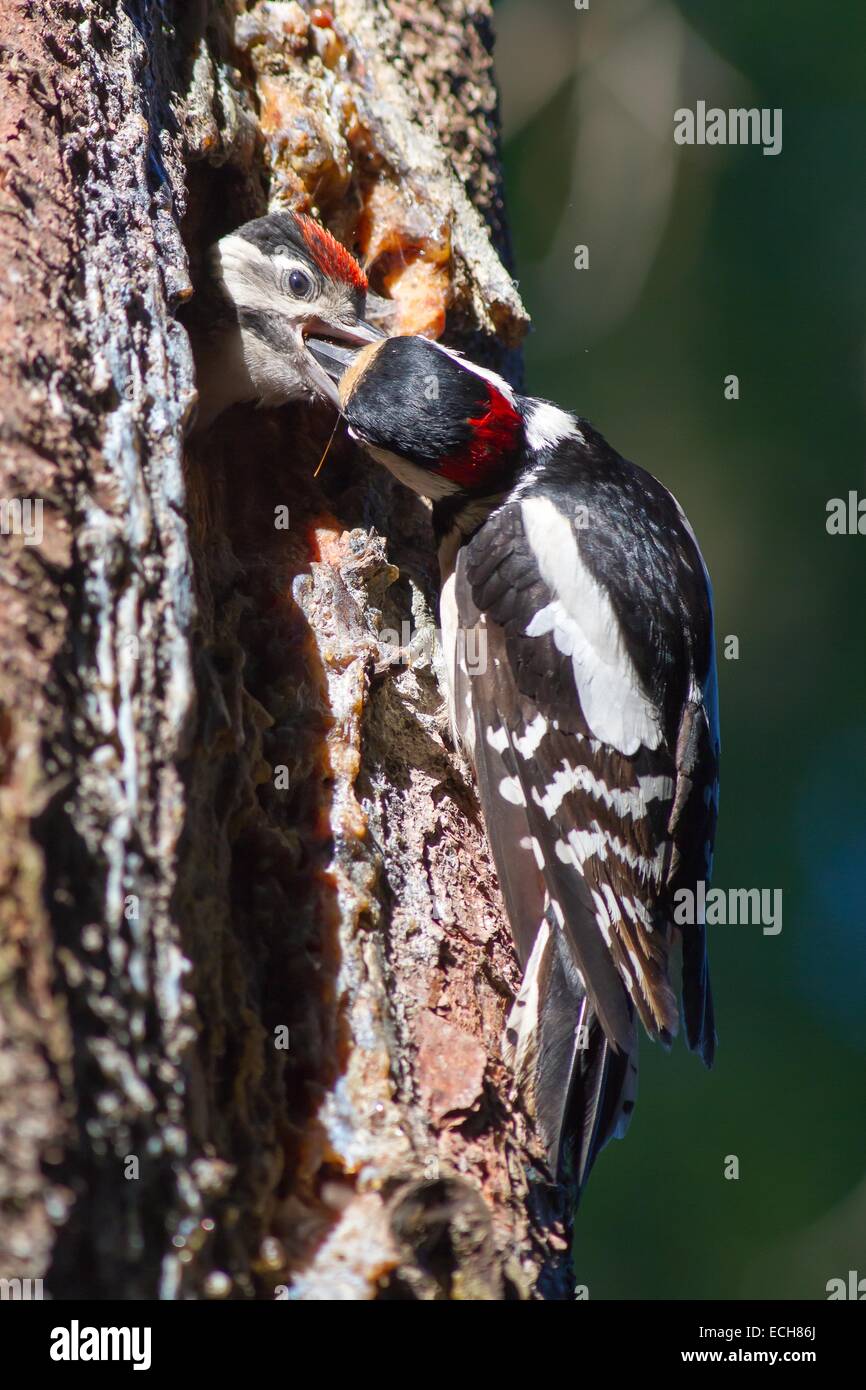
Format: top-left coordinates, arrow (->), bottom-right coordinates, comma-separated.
0,0 -> 572,1300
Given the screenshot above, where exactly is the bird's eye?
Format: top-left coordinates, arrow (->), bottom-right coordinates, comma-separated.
288,268 -> 312,296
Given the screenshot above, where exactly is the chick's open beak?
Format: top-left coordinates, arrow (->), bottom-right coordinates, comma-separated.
306,337 -> 363,383
305,316 -> 383,348
303,318 -> 383,406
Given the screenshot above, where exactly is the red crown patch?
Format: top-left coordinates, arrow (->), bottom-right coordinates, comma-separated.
296,214 -> 368,293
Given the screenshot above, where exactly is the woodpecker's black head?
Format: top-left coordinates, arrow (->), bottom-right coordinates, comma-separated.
311,335 -> 523,502
193,210 -> 384,430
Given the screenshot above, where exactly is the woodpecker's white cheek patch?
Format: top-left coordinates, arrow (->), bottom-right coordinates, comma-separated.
524,400 -> 584,452
520,496 -> 663,755
216,236 -> 283,317
370,445 -> 458,501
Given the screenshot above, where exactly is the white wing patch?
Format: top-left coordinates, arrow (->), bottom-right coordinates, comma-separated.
532,761 -> 673,819
520,496 -> 663,756
486,724 -> 509,753
519,834 -> 546,870
512,712 -> 548,758
590,889 -> 614,946
498,775 -> 527,807
555,823 -> 667,882
504,919 -> 551,1077
600,884 -> 623,924
622,895 -> 654,930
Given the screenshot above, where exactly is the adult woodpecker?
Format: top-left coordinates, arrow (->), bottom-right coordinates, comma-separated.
188,210 -> 383,431
308,332 -> 719,1194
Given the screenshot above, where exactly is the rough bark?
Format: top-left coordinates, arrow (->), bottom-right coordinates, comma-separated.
0,0 -> 573,1300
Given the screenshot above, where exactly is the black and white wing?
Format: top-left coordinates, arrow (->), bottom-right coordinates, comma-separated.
447,458 -> 719,1189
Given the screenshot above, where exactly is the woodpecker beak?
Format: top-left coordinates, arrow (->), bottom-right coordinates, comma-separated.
306,337 -> 362,381
303,319 -> 382,406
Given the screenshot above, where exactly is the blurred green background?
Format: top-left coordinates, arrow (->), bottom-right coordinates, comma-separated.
496,0 -> 866,1299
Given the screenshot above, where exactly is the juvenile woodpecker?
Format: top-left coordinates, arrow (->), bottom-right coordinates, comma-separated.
309,333 -> 719,1194
188,210 -> 383,431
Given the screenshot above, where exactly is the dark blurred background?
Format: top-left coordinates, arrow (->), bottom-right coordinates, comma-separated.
496,0 -> 866,1299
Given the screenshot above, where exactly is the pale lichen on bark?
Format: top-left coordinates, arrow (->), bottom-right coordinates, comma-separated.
0,0 -> 199,1297
0,0 -> 574,1301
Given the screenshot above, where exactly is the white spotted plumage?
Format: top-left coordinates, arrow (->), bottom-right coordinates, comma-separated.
337,333 -> 719,1194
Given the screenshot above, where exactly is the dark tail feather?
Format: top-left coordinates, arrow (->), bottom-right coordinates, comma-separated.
505,915 -> 638,1197
682,924 -> 716,1067
561,1008 -> 637,1194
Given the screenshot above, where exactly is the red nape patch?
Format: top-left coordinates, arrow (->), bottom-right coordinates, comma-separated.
438,383 -> 522,487
296,214 -> 368,293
